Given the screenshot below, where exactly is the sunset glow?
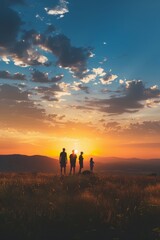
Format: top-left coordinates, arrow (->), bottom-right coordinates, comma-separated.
0,0 -> 160,159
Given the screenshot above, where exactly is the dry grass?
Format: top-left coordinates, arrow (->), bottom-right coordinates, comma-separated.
0,173 -> 159,240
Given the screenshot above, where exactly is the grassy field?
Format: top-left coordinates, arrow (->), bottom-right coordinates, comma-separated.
0,172 -> 160,240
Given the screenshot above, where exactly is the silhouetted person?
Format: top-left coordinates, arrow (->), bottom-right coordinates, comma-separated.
59,148 -> 67,175
69,150 -> 77,175
90,158 -> 94,172
79,151 -> 84,174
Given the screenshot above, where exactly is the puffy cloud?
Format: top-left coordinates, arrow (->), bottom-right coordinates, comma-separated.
0,70 -> 26,80
81,73 -> 96,83
1,23 -> 91,77
100,73 -> 118,84
43,34 -> 91,78
11,37 -> 49,67
81,67 -> 118,84
0,3 -> 22,48
45,0 -> 69,18
86,80 -> 160,115
119,79 -> 124,84
92,67 -> 105,76
31,70 -> 63,83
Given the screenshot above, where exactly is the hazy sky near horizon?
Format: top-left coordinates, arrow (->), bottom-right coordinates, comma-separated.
0,0 -> 160,158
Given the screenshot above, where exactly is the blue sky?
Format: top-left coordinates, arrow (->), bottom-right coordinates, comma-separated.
0,0 -> 160,157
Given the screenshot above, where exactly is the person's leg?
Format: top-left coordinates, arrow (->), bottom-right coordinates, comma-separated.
70,165 -> 72,174
64,166 -> 66,175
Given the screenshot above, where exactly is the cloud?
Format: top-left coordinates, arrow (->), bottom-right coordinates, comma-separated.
122,121 -> 160,137
11,34 -> 49,66
0,22 -> 91,78
101,120 -> 160,140
100,73 -> 118,84
69,104 -> 94,111
0,84 -> 59,132
71,81 -> 90,93
0,70 -> 26,80
34,83 -> 70,101
43,34 -> 91,78
45,0 -> 69,18
0,3 -> 22,48
0,84 -> 28,100
119,79 -> 124,84
77,84 -> 90,94
86,80 -> 160,115
104,121 -> 121,129
31,70 -> 63,83
81,67 -> 118,84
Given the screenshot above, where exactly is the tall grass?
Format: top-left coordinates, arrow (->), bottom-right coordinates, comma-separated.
0,173 -> 159,240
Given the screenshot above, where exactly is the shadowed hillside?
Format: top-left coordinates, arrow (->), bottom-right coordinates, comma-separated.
0,155 -> 58,172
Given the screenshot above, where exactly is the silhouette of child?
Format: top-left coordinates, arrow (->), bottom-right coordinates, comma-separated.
90,158 -> 94,172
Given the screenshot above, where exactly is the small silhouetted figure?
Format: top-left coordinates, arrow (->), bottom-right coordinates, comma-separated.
59,148 -> 67,175
69,150 -> 77,175
90,158 -> 94,172
79,151 -> 84,174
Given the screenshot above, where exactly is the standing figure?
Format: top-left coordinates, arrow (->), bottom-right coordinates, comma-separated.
79,151 -> 84,174
59,148 -> 67,175
69,150 -> 77,175
90,158 -> 94,172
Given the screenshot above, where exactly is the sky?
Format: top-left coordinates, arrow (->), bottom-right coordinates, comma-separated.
0,0 -> 160,159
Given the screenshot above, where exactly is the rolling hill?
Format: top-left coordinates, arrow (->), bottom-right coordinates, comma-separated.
0,154 -> 159,174
0,154 -> 58,173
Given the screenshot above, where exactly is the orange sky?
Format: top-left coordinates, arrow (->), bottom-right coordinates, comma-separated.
0,1 -> 160,160
0,124 -> 159,159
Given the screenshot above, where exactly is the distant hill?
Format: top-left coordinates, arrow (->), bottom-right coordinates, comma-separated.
95,157 -> 160,174
0,154 -> 159,174
0,154 -> 58,173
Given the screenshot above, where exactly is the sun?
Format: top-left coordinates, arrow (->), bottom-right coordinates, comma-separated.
74,149 -> 78,154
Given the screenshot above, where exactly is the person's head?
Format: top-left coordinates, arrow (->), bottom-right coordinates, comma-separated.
62,148 -> 65,152
90,158 -> 93,161
81,151 -> 83,155
72,150 -> 75,154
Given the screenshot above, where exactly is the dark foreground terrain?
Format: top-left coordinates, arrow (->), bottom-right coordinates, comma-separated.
0,173 -> 160,240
